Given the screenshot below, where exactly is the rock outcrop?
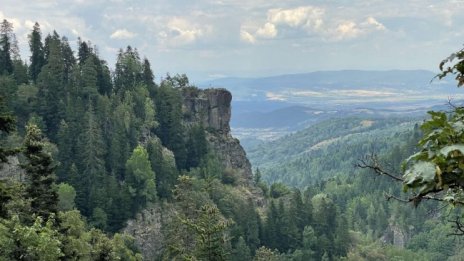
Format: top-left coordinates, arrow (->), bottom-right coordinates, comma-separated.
123,205 -> 169,259
181,87 -> 253,180
125,88 -> 256,260
0,156 -> 24,182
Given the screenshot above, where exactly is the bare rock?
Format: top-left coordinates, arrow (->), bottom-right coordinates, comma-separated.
181,87 -> 253,180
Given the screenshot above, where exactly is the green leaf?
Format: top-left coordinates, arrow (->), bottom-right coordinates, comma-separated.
403,161 -> 436,193
439,144 -> 464,157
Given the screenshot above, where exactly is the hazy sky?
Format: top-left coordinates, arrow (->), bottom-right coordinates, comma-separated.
1,0 -> 464,82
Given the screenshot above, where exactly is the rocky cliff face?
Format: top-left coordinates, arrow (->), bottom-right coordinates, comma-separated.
0,156 -> 24,182
181,87 -> 253,180
125,88 -> 257,260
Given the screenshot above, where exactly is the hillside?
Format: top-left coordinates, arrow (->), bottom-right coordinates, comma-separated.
247,116 -> 422,186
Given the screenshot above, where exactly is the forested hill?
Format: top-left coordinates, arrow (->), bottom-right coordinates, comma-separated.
0,19 -> 261,260
247,116 -> 421,186
2,19 -> 464,261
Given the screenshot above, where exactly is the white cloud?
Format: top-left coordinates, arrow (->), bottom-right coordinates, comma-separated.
256,22 -> 277,38
240,29 -> 256,43
363,17 -> 386,31
331,89 -> 397,97
266,91 -> 287,101
0,11 -> 23,30
159,17 -> 209,46
335,21 -> 361,39
267,6 -> 324,31
110,29 -> 136,39
331,17 -> 386,41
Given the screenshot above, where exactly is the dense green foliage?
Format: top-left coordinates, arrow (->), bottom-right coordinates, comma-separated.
249,117 -> 420,186
402,46 -> 464,204
2,19 -> 464,261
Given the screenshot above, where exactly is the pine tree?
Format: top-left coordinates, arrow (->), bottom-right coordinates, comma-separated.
114,46 -> 143,94
37,34 -> 65,139
142,58 -> 156,97
22,124 -> 58,220
77,38 -> 91,65
28,22 -> 45,83
186,124 -> 208,169
60,36 -> 76,84
0,19 -> 14,75
155,81 -> 186,169
264,200 -> 279,249
76,105 -> 107,215
184,203 -> 231,261
80,55 -> 99,102
243,199 -> 260,252
0,96 -> 16,162
232,236 -> 252,261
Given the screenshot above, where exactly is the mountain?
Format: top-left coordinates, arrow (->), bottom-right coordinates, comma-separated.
245,116 -> 421,187
200,70 -> 460,105
206,70 -> 462,146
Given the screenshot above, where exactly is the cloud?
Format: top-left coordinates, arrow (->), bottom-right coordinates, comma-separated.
256,22 -> 277,38
240,6 -> 325,44
330,89 -> 397,97
159,17 -> 209,46
335,21 -> 361,39
331,17 -> 386,40
240,29 -> 256,43
266,91 -> 287,101
267,6 -> 324,31
363,17 -> 386,31
242,5 -> 388,43
110,29 -> 136,39
0,11 -> 23,30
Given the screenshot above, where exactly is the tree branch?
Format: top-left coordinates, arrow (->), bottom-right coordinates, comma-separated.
356,154 -> 403,182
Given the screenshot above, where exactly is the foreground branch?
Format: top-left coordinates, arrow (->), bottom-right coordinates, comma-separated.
449,217 -> 464,236
356,154 -> 403,182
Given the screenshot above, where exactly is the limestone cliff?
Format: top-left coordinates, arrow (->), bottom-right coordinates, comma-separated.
181,87 -> 253,180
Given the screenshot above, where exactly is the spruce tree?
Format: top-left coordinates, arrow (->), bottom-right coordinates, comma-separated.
232,236 -> 252,261
60,36 -> 76,84
37,34 -> 65,139
22,124 -> 58,220
0,19 -> 14,75
76,105 -> 107,215
28,22 -> 45,83
155,81 -> 186,169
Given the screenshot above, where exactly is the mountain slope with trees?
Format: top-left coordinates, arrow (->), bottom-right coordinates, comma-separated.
2,18 -> 464,261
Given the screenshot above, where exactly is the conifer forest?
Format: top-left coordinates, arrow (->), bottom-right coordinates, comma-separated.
2,7 -> 464,261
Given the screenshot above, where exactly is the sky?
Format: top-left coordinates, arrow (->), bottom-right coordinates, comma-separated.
1,0 -> 464,83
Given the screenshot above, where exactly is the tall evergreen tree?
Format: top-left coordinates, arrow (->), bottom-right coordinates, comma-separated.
76,105 -> 106,215
37,34 -> 65,139
60,36 -> 76,84
28,22 -> 45,83
0,19 -> 14,75
232,236 -> 252,261
77,38 -> 91,65
22,124 -> 58,220
186,124 -> 208,170
184,203 -> 231,261
155,81 -> 186,169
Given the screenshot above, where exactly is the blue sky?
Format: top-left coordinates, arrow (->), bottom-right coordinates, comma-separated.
1,0 -> 464,82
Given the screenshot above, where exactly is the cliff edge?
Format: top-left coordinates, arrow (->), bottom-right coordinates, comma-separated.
181,87 -> 253,181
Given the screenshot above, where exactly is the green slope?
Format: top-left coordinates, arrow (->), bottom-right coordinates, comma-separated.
247,116 -> 422,187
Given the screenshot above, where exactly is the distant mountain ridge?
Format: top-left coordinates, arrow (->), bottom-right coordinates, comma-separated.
205,70 -> 463,146
200,70 -> 458,103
